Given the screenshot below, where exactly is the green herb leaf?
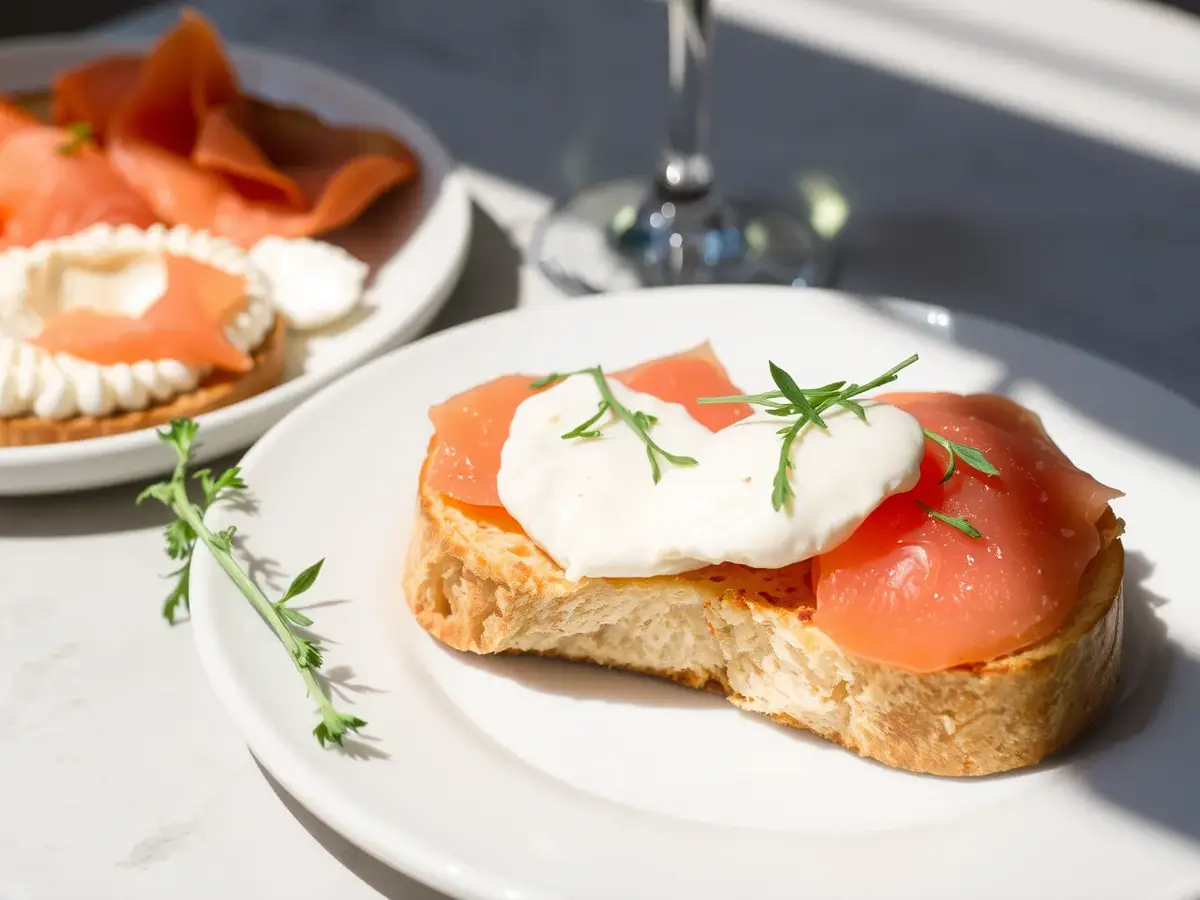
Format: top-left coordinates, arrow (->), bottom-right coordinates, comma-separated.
293,637 -> 324,669
695,391 -> 789,407
280,558 -> 325,605
769,361 -> 827,428
918,502 -> 982,539
557,366 -> 698,483
645,445 -> 663,483
922,429 -> 999,483
923,430 -> 959,484
164,518 -> 194,560
195,465 -> 246,504
314,712 -> 367,748
137,482 -> 173,506
279,606 -> 315,628
57,121 -> 95,155
951,443 -> 999,477
212,526 -> 237,553
530,373 -> 569,389
162,569 -> 190,624
839,398 -> 868,422
163,418 -> 199,458
772,418 -> 806,511
561,401 -> 609,440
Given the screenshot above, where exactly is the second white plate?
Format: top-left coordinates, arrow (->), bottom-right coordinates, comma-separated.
191,286 -> 1200,900
0,34 -> 471,495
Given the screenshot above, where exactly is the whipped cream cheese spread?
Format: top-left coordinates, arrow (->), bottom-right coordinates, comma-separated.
0,223 -> 273,420
497,375 -> 926,580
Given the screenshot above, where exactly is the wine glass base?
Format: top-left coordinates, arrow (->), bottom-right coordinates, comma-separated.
530,176 -> 835,296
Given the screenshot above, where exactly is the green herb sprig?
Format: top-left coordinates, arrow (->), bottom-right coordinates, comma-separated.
532,368 -> 697,483
922,430 -> 1000,484
700,354 -> 919,511
918,502 -> 982,539
57,122 -> 95,156
139,419 -> 366,748
699,354 -> 998,538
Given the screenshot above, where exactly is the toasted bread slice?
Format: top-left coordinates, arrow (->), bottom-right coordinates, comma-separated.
403,440 -> 1124,776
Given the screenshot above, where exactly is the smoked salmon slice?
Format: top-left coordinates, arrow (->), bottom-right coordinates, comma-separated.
0,96 -> 39,143
52,56 -> 142,143
425,343 -> 753,507
812,392 -> 1122,673
31,254 -> 251,372
0,125 -> 158,250
616,342 -> 752,431
67,10 -> 421,247
427,374 -> 543,508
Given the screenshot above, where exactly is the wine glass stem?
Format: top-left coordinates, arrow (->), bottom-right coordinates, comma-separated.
659,0 -> 715,199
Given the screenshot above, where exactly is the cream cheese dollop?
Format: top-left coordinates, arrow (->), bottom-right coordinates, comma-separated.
497,375 -> 927,580
249,236 -> 368,332
0,223 -> 273,420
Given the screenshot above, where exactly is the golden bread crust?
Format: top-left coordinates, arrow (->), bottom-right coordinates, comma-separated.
403,440 -> 1124,776
0,315 -> 286,447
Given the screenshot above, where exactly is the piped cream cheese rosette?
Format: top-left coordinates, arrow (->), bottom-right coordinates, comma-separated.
0,224 -> 274,420
0,224 -> 368,425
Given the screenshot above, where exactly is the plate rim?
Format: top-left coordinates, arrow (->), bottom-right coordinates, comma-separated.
189,284 -> 1200,900
0,32 -> 472,486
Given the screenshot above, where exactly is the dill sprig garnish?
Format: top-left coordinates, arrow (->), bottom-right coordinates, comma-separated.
699,353 -> 997,538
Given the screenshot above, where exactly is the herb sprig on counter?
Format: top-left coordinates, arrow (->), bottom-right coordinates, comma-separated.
532,368 -> 698,483
138,419 -> 365,748
699,354 -> 997,538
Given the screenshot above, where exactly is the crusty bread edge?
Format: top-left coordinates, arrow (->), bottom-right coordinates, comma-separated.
712,532 -> 1122,775
0,315 -> 286,447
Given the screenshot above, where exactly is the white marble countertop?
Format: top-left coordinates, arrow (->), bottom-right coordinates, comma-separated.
4,0 -> 1200,897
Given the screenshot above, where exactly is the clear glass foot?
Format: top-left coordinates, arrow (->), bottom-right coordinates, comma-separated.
530,176 -> 836,296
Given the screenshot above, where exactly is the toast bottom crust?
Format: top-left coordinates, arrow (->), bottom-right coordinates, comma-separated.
0,316 -> 286,447
404,448 -> 1124,777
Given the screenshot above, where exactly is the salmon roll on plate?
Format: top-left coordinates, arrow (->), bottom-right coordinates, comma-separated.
405,344 -> 1124,776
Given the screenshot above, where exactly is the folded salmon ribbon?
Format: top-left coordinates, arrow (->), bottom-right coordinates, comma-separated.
0,8 -> 418,250
28,253 -> 255,372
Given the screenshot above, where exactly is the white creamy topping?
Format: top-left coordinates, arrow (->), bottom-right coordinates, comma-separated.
0,224 -> 273,420
497,376 -> 927,580
249,236 -> 368,332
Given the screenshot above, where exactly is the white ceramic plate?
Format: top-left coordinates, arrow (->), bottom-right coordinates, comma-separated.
190,286 -> 1200,900
0,35 -> 471,495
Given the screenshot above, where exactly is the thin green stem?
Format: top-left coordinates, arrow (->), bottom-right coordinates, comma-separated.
166,466 -> 347,734
171,482 -> 305,663
579,367 -> 698,479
